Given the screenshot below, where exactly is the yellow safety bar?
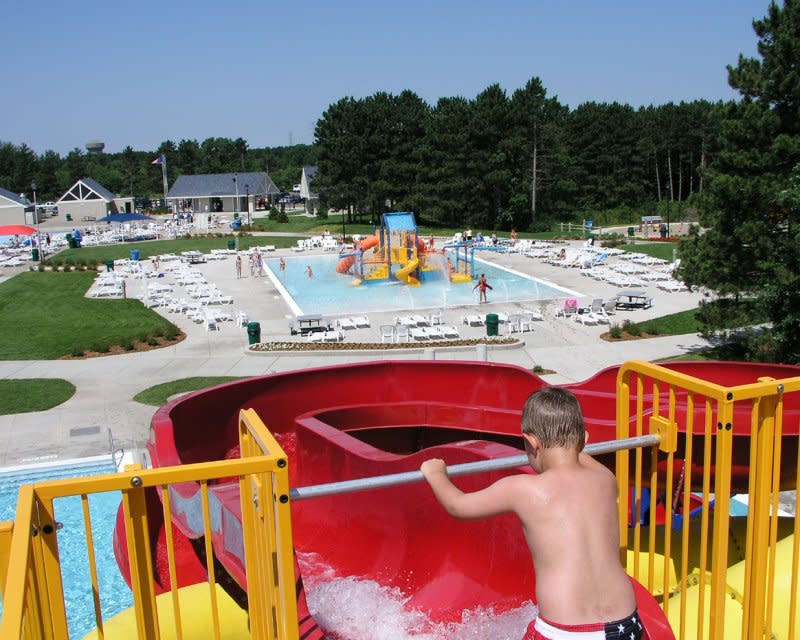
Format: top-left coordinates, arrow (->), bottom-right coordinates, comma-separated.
617,360 -> 800,640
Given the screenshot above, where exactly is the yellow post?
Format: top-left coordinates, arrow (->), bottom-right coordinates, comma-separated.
121,470 -> 161,640
0,521 -> 12,602
708,397 -> 734,640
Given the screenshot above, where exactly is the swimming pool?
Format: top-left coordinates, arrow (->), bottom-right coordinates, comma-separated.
0,457 -> 132,638
265,253 -> 579,316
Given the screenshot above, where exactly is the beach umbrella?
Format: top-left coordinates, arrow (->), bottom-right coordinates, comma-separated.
0,224 -> 37,236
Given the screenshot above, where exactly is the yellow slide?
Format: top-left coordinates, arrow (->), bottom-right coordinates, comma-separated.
396,257 -> 420,285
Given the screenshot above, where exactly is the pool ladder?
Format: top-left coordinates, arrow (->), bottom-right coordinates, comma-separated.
107,428 -> 125,469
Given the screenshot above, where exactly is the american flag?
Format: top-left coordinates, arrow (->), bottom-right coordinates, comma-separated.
151,154 -> 165,165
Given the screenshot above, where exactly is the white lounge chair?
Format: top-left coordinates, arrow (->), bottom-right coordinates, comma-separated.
410,327 -> 430,341
439,324 -> 460,338
462,314 -> 484,326
574,312 -> 599,326
352,315 -> 370,328
336,317 -> 357,330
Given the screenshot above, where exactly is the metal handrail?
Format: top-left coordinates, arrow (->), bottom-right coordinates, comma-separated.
290,434 -> 661,501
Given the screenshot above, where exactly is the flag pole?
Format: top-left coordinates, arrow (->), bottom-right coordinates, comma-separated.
161,156 -> 168,210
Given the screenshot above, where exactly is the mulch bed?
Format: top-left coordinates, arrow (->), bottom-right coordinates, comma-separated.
60,333 -> 187,359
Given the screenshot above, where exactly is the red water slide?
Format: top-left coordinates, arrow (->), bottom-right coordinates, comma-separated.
115,360 -> 800,638
336,235 -> 380,273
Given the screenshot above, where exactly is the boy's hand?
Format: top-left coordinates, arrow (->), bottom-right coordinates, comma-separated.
420,458 -> 447,479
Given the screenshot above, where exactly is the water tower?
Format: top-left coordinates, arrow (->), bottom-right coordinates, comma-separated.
85,140 -> 105,154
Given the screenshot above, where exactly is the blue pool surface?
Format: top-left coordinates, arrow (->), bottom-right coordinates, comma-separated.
266,253 -> 578,316
0,459 -> 132,638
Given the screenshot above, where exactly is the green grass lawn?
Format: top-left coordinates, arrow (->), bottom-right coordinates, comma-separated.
133,376 -> 244,406
48,235 -> 305,264
0,272 -> 178,359
0,379 -> 76,414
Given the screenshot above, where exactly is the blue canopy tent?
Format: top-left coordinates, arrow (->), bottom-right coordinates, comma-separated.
97,213 -> 155,223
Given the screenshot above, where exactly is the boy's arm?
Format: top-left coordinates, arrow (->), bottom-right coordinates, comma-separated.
420,458 -> 524,520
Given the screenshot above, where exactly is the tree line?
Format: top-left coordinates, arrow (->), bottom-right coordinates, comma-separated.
0,138 -> 318,203
313,85 -> 720,230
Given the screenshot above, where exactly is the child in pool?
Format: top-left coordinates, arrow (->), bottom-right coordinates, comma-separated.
420,387 -> 646,640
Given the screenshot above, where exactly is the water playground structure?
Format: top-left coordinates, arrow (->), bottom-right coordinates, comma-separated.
335,211 -> 474,285
4,359 -> 800,639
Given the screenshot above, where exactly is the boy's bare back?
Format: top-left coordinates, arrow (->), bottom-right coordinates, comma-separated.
510,452 -> 635,624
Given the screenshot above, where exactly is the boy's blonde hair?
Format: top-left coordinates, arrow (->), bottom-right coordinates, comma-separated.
521,387 -> 585,450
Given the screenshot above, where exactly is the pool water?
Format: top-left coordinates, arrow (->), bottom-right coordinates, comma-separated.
0,459 -> 132,638
266,253 -> 578,316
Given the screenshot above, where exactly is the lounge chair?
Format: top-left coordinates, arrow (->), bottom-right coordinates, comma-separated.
352,315 -> 371,328
410,327 -> 430,341
555,299 -> 579,317
462,314 -> 484,326
440,324 -> 460,338
574,312 -> 598,326
335,317 -> 357,330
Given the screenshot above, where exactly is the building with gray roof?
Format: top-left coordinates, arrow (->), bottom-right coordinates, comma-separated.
56,178 -> 128,221
167,172 -> 279,221
0,188 -> 32,226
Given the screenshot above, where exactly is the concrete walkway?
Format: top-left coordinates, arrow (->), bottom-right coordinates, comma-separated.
0,239 -> 709,468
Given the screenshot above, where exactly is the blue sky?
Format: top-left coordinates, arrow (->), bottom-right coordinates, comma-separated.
3,0 -> 767,156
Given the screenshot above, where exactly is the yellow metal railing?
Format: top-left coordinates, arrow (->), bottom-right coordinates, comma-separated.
0,409 -> 298,640
616,361 -> 800,640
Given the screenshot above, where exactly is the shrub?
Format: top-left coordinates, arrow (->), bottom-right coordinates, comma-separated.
147,336 -> 159,346
532,364 -> 544,374
71,346 -> 85,357
91,342 -> 110,353
120,339 -> 135,351
609,324 -> 623,339
622,319 -> 641,337
164,326 -> 179,340
152,326 -> 165,338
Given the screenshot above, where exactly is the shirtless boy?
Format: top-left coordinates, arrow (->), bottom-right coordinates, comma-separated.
420,387 -> 645,640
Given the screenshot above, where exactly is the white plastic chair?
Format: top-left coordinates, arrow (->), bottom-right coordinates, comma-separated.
380,325 -> 396,343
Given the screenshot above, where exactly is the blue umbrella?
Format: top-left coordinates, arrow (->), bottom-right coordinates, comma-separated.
97,212 -> 155,223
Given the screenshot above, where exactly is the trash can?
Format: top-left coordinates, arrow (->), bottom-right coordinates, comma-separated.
232,220 -> 241,230
66,213 -> 72,222
31,248 -> 39,261
66,233 -> 75,249
627,226 -> 635,237
105,259 -> 114,272
130,249 -> 140,261
485,313 -> 499,337
247,321 -> 261,345
227,239 -> 235,250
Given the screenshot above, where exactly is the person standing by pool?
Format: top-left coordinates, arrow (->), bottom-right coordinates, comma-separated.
306,265 -> 313,279
279,256 -> 286,277
473,273 -> 493,303
235,255 -> 242,279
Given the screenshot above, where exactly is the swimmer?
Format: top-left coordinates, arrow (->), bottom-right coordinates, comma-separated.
306,265 -> 313,278
279,257 -> 286,274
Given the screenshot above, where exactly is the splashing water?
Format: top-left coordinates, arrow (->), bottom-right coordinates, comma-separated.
300,553 -> 537,640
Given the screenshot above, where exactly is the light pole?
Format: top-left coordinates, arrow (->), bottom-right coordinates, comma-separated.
245,184 -> 250,227
31,180 -> 41,262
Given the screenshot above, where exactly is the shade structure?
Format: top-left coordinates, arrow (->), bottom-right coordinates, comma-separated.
96,213 -> 155,223
0,224 -> 37,236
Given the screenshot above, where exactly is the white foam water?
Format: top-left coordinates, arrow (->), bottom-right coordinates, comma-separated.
300,553 -> 537,640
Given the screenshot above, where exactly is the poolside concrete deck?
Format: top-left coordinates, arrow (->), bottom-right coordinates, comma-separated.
0,237 -> 709,468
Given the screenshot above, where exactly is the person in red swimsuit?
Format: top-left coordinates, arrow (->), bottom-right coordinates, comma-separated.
473,273 -> 493,303
421,388 -> 646,640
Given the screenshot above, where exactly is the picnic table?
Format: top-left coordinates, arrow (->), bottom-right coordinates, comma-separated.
290,314 -> 331,336
614,290 -> 653,310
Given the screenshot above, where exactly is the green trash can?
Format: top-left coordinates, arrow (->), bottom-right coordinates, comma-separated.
66,213 -> 72,222
627,226 -> 635,237
105,259 -> 114,272
66,233 -> 76,249
31,248 -> 39,261
227,239 -> 236,250
247,321 -> 261,345
486,313 -> 499,337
